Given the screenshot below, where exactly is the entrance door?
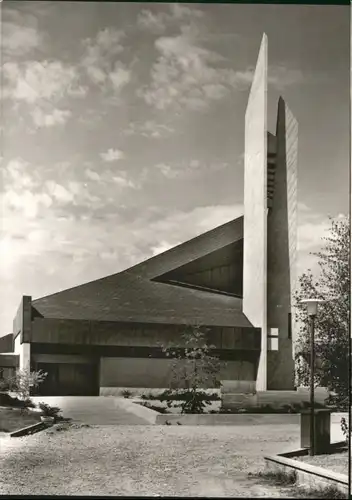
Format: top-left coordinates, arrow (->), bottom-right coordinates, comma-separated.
35,362 -> 99,396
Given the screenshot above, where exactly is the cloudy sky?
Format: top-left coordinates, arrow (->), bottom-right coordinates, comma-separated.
0,2 -> 349,336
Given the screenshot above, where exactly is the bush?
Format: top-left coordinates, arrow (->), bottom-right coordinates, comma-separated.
139,402 -> 169,414
157,389 -> 219,402
340,417 -> 349,446
121,389 -> 132,399
0,369 -> 47,400
38,402 -> 62,421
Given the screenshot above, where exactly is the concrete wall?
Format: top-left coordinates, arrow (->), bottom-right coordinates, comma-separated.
0,354 -> 19,368
243,34 -> 268,391
266,97 -> 298,390
31,317 -> 260,351
100,358 -> 256,389
14,334 -> 30,371
13,296 -> 32,343
31,353 -> 96,365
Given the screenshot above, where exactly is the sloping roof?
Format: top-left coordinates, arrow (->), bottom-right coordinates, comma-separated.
33,272 -> 252,327
32,216 -> 251,328
125,216 -> 243,279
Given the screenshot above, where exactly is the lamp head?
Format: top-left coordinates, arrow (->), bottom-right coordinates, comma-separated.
299,298 -> 326,317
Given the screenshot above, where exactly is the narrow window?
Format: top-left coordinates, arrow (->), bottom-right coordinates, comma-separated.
288,313 -> 292,339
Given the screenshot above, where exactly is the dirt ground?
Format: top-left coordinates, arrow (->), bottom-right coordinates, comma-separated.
0,422 -> 301,497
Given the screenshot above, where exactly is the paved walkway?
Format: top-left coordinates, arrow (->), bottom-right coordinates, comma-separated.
30,396 -> 148,425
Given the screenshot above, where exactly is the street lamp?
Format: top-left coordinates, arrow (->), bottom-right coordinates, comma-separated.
300,298 -> 326,456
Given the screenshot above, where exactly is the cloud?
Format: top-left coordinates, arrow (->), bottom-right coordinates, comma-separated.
155,163 -> 179,179
295,204 -> 346,277
112,174 -> 137,189
86,169 -> 101,182
1,190 -> 53,219
140,21 -> 307,113
45,181 -> 75,204
31,107 -> 71,128
146,160 -> 227,183
236,65 -> 306,89
81,28 -> 131,91
123,120 -> 175,138
137,4 -> 204,34
1,158 -> 87,220
137,10 -> 169,34
100,148 -> 125,162
109,66 -> 131,90
141,204 -> 243,256
151,241 -> 176,256
2,59 -> 84,128
139,32 -> 243,111
2,7 -> 43,57
3,60 -> 82,104
169,3 -> 204,20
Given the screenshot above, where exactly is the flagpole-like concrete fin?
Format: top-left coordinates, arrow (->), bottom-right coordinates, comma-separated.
266,96 -> 298,390
243,34 -> 268,391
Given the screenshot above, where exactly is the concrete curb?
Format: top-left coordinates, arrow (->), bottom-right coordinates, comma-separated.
10,421 -> 48,438
264,444 -> 348,496
155,413 -> 301,425
149,409 -> 347,426
113,398 -> 158,424
279,440 -> 347,458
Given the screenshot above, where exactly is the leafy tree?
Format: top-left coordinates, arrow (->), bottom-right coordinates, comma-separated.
294,216 -> 349,409
161,325 -> 222,413
0,368 -> 47,401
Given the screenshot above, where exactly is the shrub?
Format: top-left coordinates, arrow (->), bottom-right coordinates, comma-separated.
121,389 -> 132,399
139,402 -> 169,414
38,402 -> 62,421
0,369 -> 47,400
340,417 -> 349,446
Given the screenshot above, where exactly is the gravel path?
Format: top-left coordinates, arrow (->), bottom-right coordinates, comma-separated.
0,423 -> 300,496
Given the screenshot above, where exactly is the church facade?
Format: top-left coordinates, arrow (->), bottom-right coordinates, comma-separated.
0,34 -> 298,396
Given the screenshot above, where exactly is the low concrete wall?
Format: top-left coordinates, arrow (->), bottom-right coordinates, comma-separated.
222,389 -> 329,410
100,358 -> 253,389
264,452 -> 348,496
221,380 -> 256,394
155,413 -> 300,426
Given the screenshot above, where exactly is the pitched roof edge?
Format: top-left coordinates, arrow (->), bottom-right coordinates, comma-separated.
32,215 -> 244,305
123,215 -> 244,279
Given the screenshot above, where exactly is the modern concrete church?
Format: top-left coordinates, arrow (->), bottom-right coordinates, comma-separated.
0,34 -> 298,397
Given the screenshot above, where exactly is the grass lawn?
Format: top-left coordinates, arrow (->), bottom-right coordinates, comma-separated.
295,449 -> 348,475
0,407 -> 41,433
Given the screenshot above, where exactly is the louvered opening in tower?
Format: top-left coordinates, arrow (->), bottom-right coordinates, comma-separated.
267,132 -> 277,208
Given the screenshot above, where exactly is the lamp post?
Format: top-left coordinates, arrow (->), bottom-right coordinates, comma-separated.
300,298 -> 325,456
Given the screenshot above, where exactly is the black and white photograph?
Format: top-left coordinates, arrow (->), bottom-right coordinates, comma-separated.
0,1 -> 350,497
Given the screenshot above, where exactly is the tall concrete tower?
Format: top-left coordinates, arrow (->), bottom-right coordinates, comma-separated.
243,34 -> 298,391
